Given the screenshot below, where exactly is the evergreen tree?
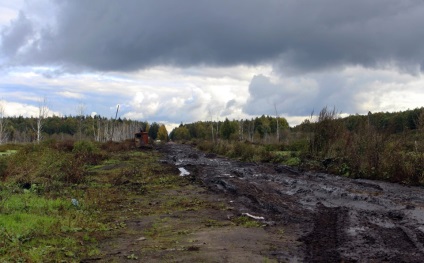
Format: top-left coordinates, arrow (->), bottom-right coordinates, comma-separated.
148,122 -> 160,140
221,118 -> 236,140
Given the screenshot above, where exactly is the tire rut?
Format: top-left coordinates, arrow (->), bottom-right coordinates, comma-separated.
158,143 -> 424,262
301,204 -> 348,263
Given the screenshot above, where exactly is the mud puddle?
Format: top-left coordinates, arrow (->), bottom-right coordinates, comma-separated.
159,143 -> 424,262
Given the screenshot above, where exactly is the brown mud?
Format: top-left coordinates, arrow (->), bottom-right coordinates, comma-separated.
85,143 -> 424,262
159,143 -> 424,262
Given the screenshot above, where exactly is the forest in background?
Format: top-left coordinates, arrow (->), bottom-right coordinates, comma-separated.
1,102 -> 424,184
170,107 -> 424,185
0,115 -> 169,143
170,107 -> 424,143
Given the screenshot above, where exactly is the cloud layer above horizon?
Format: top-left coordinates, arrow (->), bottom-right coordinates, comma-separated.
1,0 -> 424,127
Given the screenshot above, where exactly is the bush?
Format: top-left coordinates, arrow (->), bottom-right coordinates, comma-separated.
100,140 -> 133,152
54,139 -> 75,152
310,107 -> 344,157
73,140 -> 98,154
232,142 -> 258,161
3,141 -> 104,187
4,145 -> 65,186
0,157 -> 7,180
285,157 -> 301,166
287,139 -> 309,152
197,141 -> 214,152
73,140 -> 105,166
214,141 -> 231,156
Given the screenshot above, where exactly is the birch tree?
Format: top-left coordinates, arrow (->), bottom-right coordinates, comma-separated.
274,103 -> 279,142
76,103 -> 86,140
0,101 -> 7,144
37,98 -> 48,143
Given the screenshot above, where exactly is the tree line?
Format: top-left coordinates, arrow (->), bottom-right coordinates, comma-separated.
295,107 -> 424,135
169,107 -> 424,185
0,114 -> 168,144
169,115 -> 290,143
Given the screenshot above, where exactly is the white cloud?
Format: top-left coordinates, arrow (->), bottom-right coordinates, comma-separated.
243,66 -> 424,124
1,62 -> 424,129
0,99 -> 59,117
0,7 -> 17,26
1,64 -> 272,125
0,1 -> 24,26
56,91 -> 84,99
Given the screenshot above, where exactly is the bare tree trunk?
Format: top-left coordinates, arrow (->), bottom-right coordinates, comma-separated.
216,122 -> 219,140
248,120 -> 255,142
274,103 -> 279,142
97,118 -> 102,142
110,104 -> 120,141
93,116 -> 98,141
239,120 -> 243,141
37,98 -> 48,144
0,101 -> 7,144
103,120 -> 110,142
76,103 -> 86,141
209,109 -> 215,143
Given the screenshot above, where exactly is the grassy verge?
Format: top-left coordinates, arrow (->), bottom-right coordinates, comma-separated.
82,150 -> 233,259
196,140 -> 302,167
0,140 -> 280,262
0,186 -> 102,261
0,140 -> 125,261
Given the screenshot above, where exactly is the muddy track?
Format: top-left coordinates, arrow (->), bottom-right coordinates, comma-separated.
158,143 -> 424,262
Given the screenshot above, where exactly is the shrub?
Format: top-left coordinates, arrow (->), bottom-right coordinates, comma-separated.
4,141 -> 105,187
73,141 -> 104,166
197,140 -> 214,152
0,157 -> 7,180
214,141 -> 231,156
285,157 -> 301,166
255,146 -> 270,162
73,140 -> 98,154
54,139 -> 75,152
287,139 -> 309,152
100,140 -> 133,152
227,142 -> 256,161
310,107 -> 345,157
4,145 -> 65,186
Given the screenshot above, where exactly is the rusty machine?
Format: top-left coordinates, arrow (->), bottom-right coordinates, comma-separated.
134,129 -> 149,147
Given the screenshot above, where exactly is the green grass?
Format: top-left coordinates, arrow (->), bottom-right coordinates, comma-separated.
0,150 -> 17,156
1,192 -> 68,214
231,215 -> 263,228
0,187 -> 100,262
269,151 -> 301,166
0,212 -> 58,235
0,141 -> 259,261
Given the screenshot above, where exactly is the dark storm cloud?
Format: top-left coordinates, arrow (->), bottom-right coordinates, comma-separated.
243,74 -> 365,116
1,0 -> 424,73
221,99 -> 237,116
0,11 -> 33,56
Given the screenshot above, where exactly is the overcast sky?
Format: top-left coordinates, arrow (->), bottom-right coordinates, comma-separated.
1,0 -> 424,130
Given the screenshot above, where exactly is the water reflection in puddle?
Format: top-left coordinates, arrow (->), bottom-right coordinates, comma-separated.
178,167 -> 190,176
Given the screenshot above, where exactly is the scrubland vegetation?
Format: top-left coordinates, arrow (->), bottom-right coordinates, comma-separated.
0,140 -> 128,261
171,107 -> 424,185
0,115 -> 168,143
2,107 -> 423,187
1,140 -> 261,262
1,107 -> 424,260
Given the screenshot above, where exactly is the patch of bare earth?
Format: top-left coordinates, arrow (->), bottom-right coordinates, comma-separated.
158,143 -> 424,262
83,143 -> 424,262
81,149 -> 291,263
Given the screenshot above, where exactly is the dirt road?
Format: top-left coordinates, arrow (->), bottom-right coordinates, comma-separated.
159,143 -> 424,262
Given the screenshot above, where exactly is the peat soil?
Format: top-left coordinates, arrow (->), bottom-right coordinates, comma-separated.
158,143 -> 424,262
